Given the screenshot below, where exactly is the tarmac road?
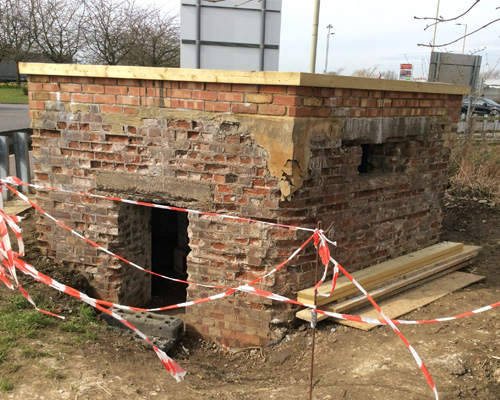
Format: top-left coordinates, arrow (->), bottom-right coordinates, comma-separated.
0,103 -> 31,132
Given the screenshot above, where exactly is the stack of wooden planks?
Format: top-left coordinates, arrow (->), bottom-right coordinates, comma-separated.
295,242 -> 481,326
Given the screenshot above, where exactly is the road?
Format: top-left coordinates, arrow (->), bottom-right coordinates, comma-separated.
0,103 -> 31,132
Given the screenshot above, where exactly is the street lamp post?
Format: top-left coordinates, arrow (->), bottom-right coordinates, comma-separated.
324,24 -> 335,74
455,23 -> 468,54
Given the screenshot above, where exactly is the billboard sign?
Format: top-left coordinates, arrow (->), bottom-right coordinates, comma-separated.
400,64 -> 413,81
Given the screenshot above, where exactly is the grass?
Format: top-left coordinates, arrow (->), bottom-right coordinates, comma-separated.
0,293 -> 105,392
0,83 -> 29,104
449,140 -> 500,199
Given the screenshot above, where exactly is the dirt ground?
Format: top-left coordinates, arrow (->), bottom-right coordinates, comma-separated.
1,190 -> 499,400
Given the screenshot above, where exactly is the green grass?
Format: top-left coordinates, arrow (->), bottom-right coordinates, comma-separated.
0,84 -> 29,104
0,378 -> 14,392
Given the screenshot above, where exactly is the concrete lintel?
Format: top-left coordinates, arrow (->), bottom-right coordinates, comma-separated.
342,116 -> 431,144
95,171 -> 213,208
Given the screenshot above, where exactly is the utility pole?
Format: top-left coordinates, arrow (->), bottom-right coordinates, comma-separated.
324,24 -> 334,74
456,23 -> 468,54
431,0 -> 440,51
309,0 -> 320,73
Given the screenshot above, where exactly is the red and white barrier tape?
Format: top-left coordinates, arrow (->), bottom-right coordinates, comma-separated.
0,177 -> 315,232
1,177 -> 499,398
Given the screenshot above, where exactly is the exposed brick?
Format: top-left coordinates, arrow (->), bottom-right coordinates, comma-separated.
232,103 -> 258,114
246,93 -> 273,104
258,104 -> 286,116
218,92 -> 244,102
205,102 -> 231,112
273,95 -> 300,106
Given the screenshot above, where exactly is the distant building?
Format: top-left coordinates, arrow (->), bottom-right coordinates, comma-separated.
483,80 -> 500,102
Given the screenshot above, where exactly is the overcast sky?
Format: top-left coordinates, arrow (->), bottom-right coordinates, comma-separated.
159,0 -> 500,78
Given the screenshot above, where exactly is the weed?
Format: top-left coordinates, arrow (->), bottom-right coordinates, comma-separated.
449,141 -> 500,199
0,378 -> 13,392
46,367 -> 65,380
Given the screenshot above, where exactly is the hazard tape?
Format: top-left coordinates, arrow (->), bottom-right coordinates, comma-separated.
1,177 -> 499,399
0,177 -> 315,232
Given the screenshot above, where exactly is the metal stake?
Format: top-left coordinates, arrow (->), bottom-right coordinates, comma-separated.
309,221 -> 322,399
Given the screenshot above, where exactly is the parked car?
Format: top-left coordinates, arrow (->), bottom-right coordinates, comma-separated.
461,97 -> 500,116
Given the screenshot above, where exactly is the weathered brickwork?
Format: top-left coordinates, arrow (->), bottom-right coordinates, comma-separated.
23,64 -> 466,348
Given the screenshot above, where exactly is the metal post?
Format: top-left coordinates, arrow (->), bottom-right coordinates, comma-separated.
456,23 -> 467,54
323,24 -> 334,74
0,136 -> 10,202
431,0 -> 440,51
14,131 -> 30,194
259,0 -> 267,71
309,221 -> 321,400
195,0 -> 201,69
309,0 -> 320,73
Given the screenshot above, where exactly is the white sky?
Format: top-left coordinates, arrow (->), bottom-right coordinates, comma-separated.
154,0 -> 500,78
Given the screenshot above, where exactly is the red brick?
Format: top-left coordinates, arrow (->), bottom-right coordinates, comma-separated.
27,82 -> 43,91
232,84 -> 259,92
259,85 -> 287,94
273,95 -> 301,106
94,94 -> 116,104
218,92 -> 244,102
72,77 -> 94,84
180,81 -> 204,90
193,90 -> 217,101
232,103 -> 258,114
71,93 -> 93,103
60,83 -> 82,93
343,98 -> 360,107
169,89 -> 192,99
178,100 -> 204,110
258,104 -> 286,116
104,86 -> 127,95
288,106 -> 311,116
83,84 -> 104,93
206,83 -> 232,91
288,86 -> 312,96
95,78 -> 117,85
205,102 -> 230,112
117,96 -> 140,106
42,83 -> 59,92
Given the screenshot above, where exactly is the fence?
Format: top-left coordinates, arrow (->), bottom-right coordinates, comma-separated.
0,129 -> 32,200
458,115 -> 500,139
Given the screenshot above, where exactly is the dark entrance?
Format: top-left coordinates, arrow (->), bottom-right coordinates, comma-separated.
150,208 -> 189,308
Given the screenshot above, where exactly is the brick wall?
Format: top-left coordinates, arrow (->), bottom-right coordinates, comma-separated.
22,63 -> 467,348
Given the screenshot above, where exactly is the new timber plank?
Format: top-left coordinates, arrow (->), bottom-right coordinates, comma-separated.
297,242 -> 463,307
334,271 -> 484,330
295,245 -> 480,323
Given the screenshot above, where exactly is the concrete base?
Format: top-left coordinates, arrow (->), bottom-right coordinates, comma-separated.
100,308 -> 184,352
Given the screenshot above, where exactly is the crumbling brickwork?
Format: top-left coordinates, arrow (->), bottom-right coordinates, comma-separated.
22,63 -> 467,347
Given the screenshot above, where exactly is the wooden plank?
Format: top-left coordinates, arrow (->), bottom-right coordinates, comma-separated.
18,63 -> 470,95
297,242 -> 464,306
334,271 -> 484,330
295,245 -> 480,323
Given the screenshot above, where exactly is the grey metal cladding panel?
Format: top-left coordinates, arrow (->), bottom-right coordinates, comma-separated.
200,45 -> 262,70
180,6 -> 197,39
182,0 -> 281,11
263,48 -> 280,71
180,43 -> 196,68
201,8 -> 261,43
431,52 -> 482,67
265,11 -> 282,44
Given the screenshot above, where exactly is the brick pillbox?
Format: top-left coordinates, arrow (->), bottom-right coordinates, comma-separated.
20,63 -> 468,348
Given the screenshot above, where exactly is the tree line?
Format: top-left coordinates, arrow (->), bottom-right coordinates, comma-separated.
0,0 -> 180,82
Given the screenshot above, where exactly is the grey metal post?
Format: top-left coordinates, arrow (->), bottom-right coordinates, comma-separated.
309,0 -> 320,73
259,0 -> 267,71
195,0 -> 201,69
14,131 -> 30,194
0,136 -> 10,202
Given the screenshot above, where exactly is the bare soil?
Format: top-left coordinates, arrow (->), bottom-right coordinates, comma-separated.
1,191 -> 500,400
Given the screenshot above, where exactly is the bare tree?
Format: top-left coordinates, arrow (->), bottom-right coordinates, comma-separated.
29,0 -> 86,63
380,70 -> 398,80
123,9 -> 180,67
415,1 -> 500,49
326,67 -> 345,76
352,66 -> 379,78
83,0 -> 139,65
0,0 -> 33,82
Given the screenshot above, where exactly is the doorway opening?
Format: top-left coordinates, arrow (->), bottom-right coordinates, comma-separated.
150,207 -> 190,309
